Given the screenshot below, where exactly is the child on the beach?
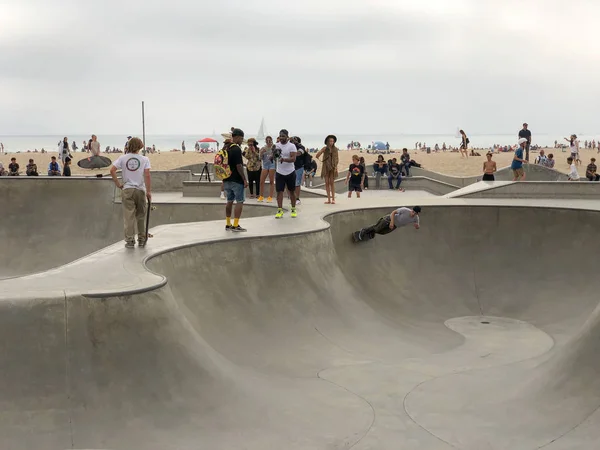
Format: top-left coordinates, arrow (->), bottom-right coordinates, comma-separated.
8,157 -> 19,176
63,157 -> 72,177
345,155 -> 364,198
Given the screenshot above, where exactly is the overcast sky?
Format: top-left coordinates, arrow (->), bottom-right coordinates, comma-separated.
1,0 -> 599,136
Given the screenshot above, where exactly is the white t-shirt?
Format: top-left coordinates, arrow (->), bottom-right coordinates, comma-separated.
568,163 -> 580,180
275,141 -> 297,176
113,153 -> 151,191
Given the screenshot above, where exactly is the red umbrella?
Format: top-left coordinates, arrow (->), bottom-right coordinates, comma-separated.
198,137 -> 218,143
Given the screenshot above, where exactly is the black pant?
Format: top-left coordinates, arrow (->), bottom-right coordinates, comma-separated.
587,174 -> 600,181
402,163 -> 410,177
247,169 -> 261,195
482,173 -> 495,181
361,216 -> 396,239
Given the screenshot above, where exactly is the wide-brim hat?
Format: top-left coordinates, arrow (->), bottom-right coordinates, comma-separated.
324,134 -> 337,144
221,132 -> 247,144
518,138 -> 528,144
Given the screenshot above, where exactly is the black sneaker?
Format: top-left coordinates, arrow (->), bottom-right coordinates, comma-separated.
225,225 -> 232,231
125,241 -> 135,249
138,240 -> 147,248
231,225 -> 247,232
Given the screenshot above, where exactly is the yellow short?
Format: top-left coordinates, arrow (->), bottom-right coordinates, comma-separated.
513,168 -> 524,177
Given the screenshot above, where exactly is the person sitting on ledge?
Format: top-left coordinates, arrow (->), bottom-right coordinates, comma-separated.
586,157 -> 599,181
48,156 -> 61,176
26,159 -> 38,176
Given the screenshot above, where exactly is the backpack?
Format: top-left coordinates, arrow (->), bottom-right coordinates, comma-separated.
214,147 -> 232,180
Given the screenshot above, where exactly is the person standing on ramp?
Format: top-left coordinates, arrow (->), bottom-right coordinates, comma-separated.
353,206 -> 420,242
110,137 -> 152,248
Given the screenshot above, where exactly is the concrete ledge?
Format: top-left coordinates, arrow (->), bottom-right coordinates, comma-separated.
410,164 -> 568,186
456,181 -> 600,199
328,176 -> 458,196
149,170 -> 192,192
183,181 -> 325,198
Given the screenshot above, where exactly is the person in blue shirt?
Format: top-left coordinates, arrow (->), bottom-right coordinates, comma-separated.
512,138 -> 528,181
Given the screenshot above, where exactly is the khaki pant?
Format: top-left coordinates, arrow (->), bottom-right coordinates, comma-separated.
122,188 -> 147,243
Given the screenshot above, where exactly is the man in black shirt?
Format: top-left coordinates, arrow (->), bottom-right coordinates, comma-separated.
518,123 -> 532,162
387,158 -> 404,191
223,128 -> 248,232
400,148 -> 411,176
291,136 -> 306,204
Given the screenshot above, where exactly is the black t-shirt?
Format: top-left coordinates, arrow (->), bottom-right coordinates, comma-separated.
9,162 -> 19,173
63,165 -> 71,177
349,163 -> 364,185
518,129 -> 532,142
224,144 -> 244,184
401,153 -> 410,164
294,144 -> 306,170
389,163 -> 401,176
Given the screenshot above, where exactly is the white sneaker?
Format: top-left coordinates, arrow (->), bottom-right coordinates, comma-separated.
220,192 -> 225,200
296,199 -> 301,205
309,181 -> 313,187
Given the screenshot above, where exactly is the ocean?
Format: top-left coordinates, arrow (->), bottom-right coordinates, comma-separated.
0,133 -> 598,153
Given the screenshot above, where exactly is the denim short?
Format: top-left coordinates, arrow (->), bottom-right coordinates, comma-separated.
262,160 -> 275,171
295,168 -> 304,187
223,181 -> 245,203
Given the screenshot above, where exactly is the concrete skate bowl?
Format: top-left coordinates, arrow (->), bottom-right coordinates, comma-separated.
10,205 -> 599,449
0,177 -> 274,278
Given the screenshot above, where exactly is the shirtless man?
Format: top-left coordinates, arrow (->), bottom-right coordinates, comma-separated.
482,152 -> 497,181
355,206 -> 421,242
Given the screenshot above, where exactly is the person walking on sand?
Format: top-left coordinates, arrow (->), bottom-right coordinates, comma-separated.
518,123 -> 532,161
315,134 -> 339,204
258,136 -> 275,202
110,137 -> 152,248
59,137 -> 70,164
90,134 -> 101,157
459,130 -> 469,158
345,154 -> 365,198
355,206 -> 421,241
274,129 -> 298,219
512,138 -> 528,181
565,135 -> 579,164
221,129 -> 248,231
482,152 -> 497,181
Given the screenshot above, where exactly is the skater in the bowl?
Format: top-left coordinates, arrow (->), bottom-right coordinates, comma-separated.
353,206 -> 421,242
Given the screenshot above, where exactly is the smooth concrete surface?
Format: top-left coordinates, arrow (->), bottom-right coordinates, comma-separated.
2,196 -> 600,449
183,180 -> 326,198
0,178 -> 275,278
411,163 -> 568,186
146,170 -> 192,191
450,180 -> 600,199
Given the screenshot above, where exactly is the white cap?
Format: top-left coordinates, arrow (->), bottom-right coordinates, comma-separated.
518,138 -> 528,144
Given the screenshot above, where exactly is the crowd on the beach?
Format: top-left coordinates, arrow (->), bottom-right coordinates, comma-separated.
0,155 -> 72,177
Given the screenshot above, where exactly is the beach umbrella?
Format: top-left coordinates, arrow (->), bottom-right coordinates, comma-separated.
198,137 -> 218,143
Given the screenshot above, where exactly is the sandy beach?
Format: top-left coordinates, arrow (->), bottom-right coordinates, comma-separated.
0,147 -> 593,178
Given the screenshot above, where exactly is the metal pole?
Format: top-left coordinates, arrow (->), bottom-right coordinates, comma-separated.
142,101 -> 146,151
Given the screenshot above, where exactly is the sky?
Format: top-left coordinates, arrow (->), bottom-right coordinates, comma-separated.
1,0 -> 599,136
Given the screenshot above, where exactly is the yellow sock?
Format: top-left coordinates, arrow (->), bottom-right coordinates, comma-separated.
233,218 -> 239,227
226,217 -> 231,226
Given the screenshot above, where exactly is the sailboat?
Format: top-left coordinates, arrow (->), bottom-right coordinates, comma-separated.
257,118 -> 267,140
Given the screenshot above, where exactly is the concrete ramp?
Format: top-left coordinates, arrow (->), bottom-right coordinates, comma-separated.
2,205 -> 600,448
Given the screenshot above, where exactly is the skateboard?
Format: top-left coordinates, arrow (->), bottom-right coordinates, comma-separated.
352,229 -> 374,243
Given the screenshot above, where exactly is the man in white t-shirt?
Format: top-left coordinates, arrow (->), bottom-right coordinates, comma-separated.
110,137 -> 152,248
274,129 -> 298,219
